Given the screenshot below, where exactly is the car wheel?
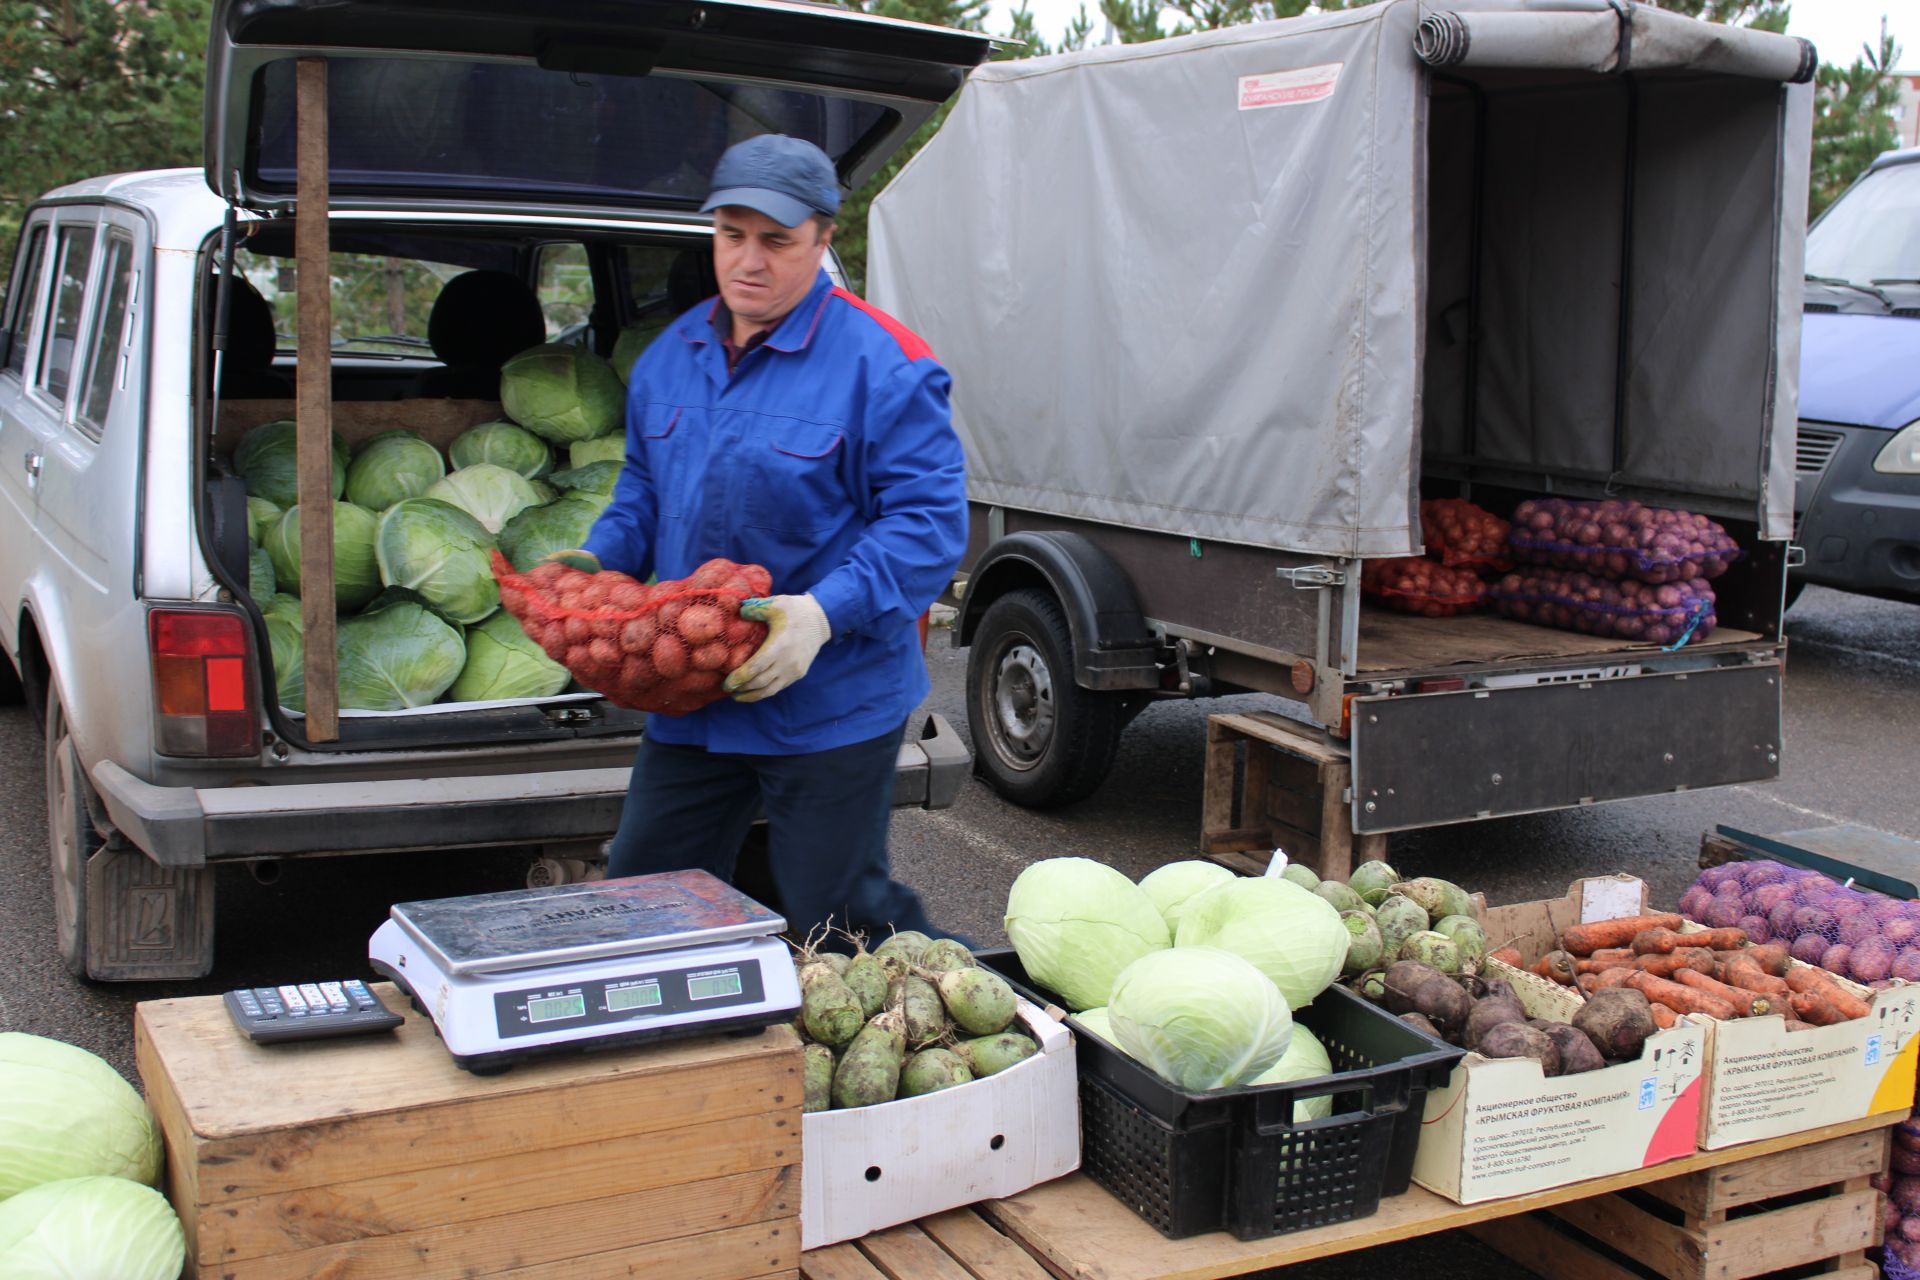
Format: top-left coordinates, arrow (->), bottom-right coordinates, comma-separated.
966,587 -> 1129,808
0,651 -> 22,706
46,691 -> 102,979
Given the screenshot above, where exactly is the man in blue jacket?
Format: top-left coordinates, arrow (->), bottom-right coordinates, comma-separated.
570,134 -> 968,944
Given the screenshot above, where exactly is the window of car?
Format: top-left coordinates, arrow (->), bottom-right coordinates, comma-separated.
1806,160 -> 1920,286
4,224 -> 49,378
626,246 -> 683,321
535,243 -> 591,341
240,249 -> 467,357
78,230 -> 138,437
37,222 -> 97,403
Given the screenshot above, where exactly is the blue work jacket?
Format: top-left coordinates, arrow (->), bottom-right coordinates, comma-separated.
583,269 -> 968,754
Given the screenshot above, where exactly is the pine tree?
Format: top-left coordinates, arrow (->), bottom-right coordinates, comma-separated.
1809,21 -> 1902,217
0,1 -> 212,250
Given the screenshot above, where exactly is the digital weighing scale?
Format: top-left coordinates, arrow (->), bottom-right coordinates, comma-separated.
368,870 -> 801,1073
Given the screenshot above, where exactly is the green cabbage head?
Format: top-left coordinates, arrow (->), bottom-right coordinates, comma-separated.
374,499 -> 500,624
337,599 -> 467,709
451,611 -> 570,702
233,418 -> 348,507
425,463 -> 543,535
611,317 -> 670,380
246,496 -> 282,546
497,492 -> 613,572
1138,860 -> 1236,934
1246,1024 -> 1335,1120
0,1177 -> 184,1280
568,433 -> 625,469
547,460 -> 620,496
449,420 -> 553,479
1108,947 -> 1292,1091
248,545 -> 276,600
500,343 -> 626,442
262,595 -> 305,712
1004,857 -> 1170,1011
263,502 -> 383,612
346,430 -> 447,511
0,1032 -> 161,1199
1175,876 -> 1351,1010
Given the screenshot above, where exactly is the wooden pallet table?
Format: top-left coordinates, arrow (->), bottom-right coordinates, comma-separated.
1200,711 -> 1388,883
804,1113 -> 1894,1280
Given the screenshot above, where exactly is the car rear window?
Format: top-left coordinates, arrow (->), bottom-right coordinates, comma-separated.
4,225 -> 47,377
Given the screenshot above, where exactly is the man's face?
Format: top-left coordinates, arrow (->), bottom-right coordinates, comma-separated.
712,205 -> 832,335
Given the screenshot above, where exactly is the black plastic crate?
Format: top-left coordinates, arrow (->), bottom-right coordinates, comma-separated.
979,949 -> 1462,1241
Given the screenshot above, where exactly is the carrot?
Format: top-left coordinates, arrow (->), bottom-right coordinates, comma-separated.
1744,944 -> 1791,976
1633,949 -> 1716,978
1488,947 -> 1524,969
1785,967 -> 1872,1020
1672,968 -> 1775,1017
1532,951 -> 1576,985
1714,960 -> 1790,996
1650,1002 -> 1678,1030
1576,973 -> 1600,995
1623,970 -> 1738,1020
1686,927 -> 1751,951
1789,990 -> 1860,1026
1784,1018 -> 1820,1032
1586,967 -> 1638,991
1559,914 -> 1686,956
1589,947 -> 1635,965
1632,928 -> 1687,955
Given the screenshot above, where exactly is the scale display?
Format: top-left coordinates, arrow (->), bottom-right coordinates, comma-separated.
492,961 -> 766,1039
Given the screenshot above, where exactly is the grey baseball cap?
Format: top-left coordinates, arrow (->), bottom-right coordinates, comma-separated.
700,134 -> 841,228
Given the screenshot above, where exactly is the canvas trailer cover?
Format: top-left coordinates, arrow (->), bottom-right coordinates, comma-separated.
870,0 -> 1814,560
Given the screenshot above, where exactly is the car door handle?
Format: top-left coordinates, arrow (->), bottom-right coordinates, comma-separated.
23,451 -> 41,480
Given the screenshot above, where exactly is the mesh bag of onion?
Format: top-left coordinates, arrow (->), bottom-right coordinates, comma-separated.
1680,860 -> 1920,988
492,552 -> 770,715
1359,556 -> 1487,617
1419,497 -> 1513,571
1487,568 -> 1716,646
1508,497 -> 1742,583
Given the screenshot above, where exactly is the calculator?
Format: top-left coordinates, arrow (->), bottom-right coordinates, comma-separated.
223,979 -> 404,1043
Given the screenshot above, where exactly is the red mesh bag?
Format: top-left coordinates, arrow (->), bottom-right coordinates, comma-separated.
492,552 -> 771,715
1360,556 -> 1487,617
1419,498 -> 1513,571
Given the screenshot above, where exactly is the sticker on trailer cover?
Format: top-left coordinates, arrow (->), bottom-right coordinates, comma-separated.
1238,63 -> 1342,111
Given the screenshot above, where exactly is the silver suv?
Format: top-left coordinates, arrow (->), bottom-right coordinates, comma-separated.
0,0 -> 987,980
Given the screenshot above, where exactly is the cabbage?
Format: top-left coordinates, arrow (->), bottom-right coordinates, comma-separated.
0,1033 -> 160,1198
1138,861 -> 1235,933
245,496 -> 282,546
247,545 -> 276,600
374,499 -> 500,624
1176,877 -> 1351,1010
547,460 -> 621,496
262,501 -> 383,612
1246,1025 -> 1335,1120
611,317 -> 670,380
1004,857 -> 1170,1011
0,1177 -> 184,1280
497,493 -> 613,572
425,463 -> 543,535
336,599 -> 467,709
450,611 -> 570,702
233,418 -> 348,507
1108,947 -> 1292,1091
448,420 -> 553,479
569,433 -> 626,470
500,343 -> 626,442
1072,1007 -> 1116,1045
346,430 -> 447,511
264,599 -> 305,713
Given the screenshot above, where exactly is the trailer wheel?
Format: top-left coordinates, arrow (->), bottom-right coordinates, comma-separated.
967,588 -> 1129,808
46,692 -> 101,979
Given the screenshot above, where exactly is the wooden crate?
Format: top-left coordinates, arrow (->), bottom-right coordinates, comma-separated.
136,984 -> 804,1280
802,1209 -> 1053,1280
1200,711 -> 1388,883
1468,1128 -> 1888,1280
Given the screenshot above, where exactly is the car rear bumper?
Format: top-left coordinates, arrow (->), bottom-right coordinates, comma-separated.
1793,425 -> 1920,601
93,713 -> 971,867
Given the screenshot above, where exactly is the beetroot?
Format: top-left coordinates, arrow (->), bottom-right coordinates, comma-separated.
1791,933 -> 1831,964
1851,937 -> 1897,984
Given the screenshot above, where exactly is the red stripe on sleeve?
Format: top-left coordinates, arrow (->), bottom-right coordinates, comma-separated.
830,287 -> 936,362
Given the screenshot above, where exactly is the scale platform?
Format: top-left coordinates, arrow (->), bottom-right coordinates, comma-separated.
369,870 -> 802,1073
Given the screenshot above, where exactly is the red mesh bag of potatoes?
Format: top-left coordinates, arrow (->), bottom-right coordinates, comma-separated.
1360,556 -> 1488,617
492,552 -> 771,715
1419,497 -> 1512,571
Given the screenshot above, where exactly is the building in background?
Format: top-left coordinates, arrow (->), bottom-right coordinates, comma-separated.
1898,70 -> 1920,148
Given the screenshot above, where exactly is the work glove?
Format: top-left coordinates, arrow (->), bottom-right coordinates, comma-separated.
537,548 -> 602,573
725,594 -> 829,703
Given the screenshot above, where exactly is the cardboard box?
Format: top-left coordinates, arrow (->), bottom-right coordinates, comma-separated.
136,985 -> 803,1279
800,998 -> 1079,1250
1411,876 -> 1706,1203
1694,936 -> 1920,1149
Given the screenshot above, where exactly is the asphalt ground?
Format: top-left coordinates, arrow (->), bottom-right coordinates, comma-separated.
1,584 -> 1915,1278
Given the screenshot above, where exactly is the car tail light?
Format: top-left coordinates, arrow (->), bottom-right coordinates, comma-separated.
149,608 -> 258,757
